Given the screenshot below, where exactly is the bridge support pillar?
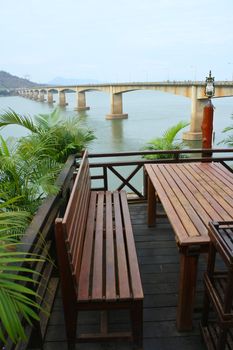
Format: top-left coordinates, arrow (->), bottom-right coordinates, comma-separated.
39,91 -> 45,102
29,91 -> 33,99
183,86 -> 207,141
75,91 -> 90,111
106,93 -> 128,119
58,91 -> 68,107
47,91 -> 54,104
33,91 -> 39,100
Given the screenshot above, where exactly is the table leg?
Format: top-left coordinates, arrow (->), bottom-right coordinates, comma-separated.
147,176 -> 156,227
176,247 -> 199,331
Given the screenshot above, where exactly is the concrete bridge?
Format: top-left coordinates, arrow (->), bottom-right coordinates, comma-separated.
17,81 -> 233,141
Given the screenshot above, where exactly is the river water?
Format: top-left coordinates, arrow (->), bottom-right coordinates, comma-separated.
1,91 -> 233,192
1,91 -> 233,153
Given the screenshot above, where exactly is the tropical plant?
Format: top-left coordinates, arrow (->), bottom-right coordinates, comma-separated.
0,197 -> 44,344
0,234 -> 45,344
0,108 -> 94,344
143,120 -> 189,159
0,136 -> 61,215
219,115 -> 233,147
0,196 -> 31,237
0,108 -> 95,162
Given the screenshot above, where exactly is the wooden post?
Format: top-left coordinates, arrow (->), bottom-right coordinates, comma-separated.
201,99 -> 214,158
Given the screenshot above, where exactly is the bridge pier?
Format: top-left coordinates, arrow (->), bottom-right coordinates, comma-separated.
58,91 -> 68,107
75,91 -> 90,111
106,93 -> 128,119
33,91 -> 39,100
183,87 -> 207,141
39,91 -> 45,102
47,91 -> 54,104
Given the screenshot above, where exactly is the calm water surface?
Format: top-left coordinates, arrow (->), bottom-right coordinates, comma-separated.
1,91 -> 233,153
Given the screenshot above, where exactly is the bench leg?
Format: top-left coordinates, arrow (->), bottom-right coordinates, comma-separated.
147,177 -> 156,227
64,308 -> 77,349
176,248 -> 199,331
131,300 -> 143,349
201,287 -> 211,327
100,310 -> 108,335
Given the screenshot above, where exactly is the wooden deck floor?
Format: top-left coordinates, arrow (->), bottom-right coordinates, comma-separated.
43,202 -> 207,350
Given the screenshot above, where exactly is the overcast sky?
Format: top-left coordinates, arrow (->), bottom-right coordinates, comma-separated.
1,0 -> 233,83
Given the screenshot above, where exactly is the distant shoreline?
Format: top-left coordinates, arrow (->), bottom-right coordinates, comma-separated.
0,91 -> 17,97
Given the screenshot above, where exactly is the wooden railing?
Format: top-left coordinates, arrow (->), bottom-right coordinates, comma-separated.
84,148 -> 233,200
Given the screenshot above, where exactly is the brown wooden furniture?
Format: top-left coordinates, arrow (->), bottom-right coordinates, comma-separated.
55,150 -> 143,349
144,162 -> 233,331
201,221 -> 233,349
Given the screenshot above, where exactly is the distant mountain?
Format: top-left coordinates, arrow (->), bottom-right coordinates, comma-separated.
0,71 -> 99,96
48,77 -> 99,86
0,71 -> 41,92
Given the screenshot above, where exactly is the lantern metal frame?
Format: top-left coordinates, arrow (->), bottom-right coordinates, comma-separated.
205,70 -> 215,98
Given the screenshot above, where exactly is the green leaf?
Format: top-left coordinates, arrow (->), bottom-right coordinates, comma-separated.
0,109 -> 38,133
143,121 -> 189,159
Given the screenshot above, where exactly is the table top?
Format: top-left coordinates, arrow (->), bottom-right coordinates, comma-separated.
145,162 -> 233,246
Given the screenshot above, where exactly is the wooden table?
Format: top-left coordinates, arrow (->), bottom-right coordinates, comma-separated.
144,162 -> 233,331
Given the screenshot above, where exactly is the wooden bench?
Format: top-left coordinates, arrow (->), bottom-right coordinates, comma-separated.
55,150 -> 143,349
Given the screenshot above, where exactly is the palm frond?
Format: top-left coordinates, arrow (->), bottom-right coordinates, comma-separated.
162,121 -> 189,143
143,121 -> 189,160
0,135 -> 11,157
0,109 -> 38,133
34,108 -> 62,130
219,114 -> 233,145
222,125 -> 233,133
0,235 -> 45,344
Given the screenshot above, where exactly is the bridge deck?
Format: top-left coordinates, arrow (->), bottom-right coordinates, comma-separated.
43,202 -> 206,350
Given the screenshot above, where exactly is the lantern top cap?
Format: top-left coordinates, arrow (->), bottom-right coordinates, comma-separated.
206,70 -> 215,82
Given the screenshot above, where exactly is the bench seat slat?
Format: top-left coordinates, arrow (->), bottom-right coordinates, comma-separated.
105,191 -> 117,301
113,191 -> 131,300
92,192 -> 105,300
70,178 -> 90,265
120,191 -> 143,300
78,191 -> 97,300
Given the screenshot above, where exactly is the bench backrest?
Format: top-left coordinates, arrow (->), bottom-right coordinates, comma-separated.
55,150 -> 91,286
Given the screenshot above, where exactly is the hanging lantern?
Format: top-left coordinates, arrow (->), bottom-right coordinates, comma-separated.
205,70 -> 215,98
